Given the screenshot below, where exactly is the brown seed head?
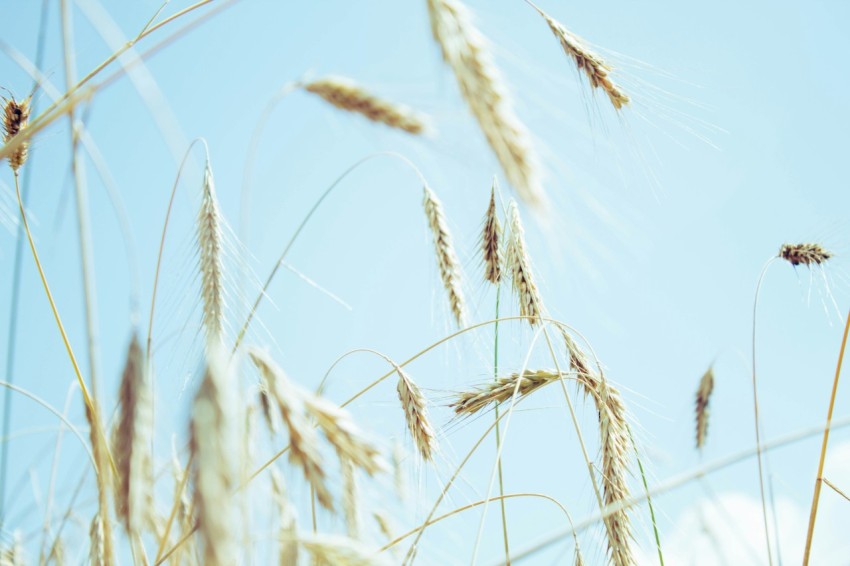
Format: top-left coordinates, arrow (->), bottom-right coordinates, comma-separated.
695,366 -> 715,450
423,185 -> 468,327
482,182 -> 503,284
395,367 -> 437,461
779,243 -> 833,267
451,369 -> 564,415
507,201 -> 545,325
3,96 -> 31,172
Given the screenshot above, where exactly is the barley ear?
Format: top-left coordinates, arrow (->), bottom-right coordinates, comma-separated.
423,185 -> 468,327
482,180 -> 503,284
197,162 -> 226,346
396,367 -> 438,461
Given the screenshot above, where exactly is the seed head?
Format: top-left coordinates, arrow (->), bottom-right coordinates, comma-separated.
779,243 -> 833,267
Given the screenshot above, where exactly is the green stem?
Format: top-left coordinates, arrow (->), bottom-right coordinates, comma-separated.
628,424 -> 664,565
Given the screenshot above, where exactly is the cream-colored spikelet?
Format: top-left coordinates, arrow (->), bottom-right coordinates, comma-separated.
2,96 -> 30,172
190,346 -> 239,566
271,468 -> 299,566
112,334 -> 152,535
507,201 -> 545,325
695,366 -> 715,450
451,369 -> 563,415
778,243 -> 833,267
303,76 -> 429,134
248,348 -> 333,510
427,0 -> 545,206
482,181 -> 503,284
197,162 -> 226,346
423,185 -> 468,327
299,534 -> 391,566
528,3 -> 629,109
395,366 -> 437,461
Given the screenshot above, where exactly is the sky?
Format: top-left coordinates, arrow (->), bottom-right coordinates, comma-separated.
1,0 -> 849,564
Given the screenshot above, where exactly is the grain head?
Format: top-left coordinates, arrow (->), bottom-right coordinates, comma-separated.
779,243 -> 833,267
395,366 -> 437,461
695,366 -> 715,450
451,369 -> 563,415
197,162 -> 226,347
2,95 -> 30,172
482,181 -> 503,284
423,184 -> 468,327
507,201 -> 545,325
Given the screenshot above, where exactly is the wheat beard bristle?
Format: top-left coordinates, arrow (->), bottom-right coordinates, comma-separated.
248,349 -> 333,510
395,367 -> 437,461
507,201 -> 545,325
778,243 -> 833,267
191,346 -> 239,566
299,534 -> 391,566
532,6 -> 629,109
423,185 -> 468,327
482,183 -> 503,284
2,97 -> 30,172
113,334 -> 152,535
695,366 -> 715,450
451,369 -> 562,415
303,76 -> 429,134
426,0 -> 545,206
197,163 -> 226,346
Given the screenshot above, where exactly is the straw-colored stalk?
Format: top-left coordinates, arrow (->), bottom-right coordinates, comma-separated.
451,369 -> 564,415
190,347 -> 239,566
271,468 -> 298,566
528,3 -> 629,109
112,334 -> 152,536
396,367 -> 437,461
507,201 -> 544,325
299,534 -> 390,566
423,185 -> 468,327
248,349 -> 333,510
779,243 -> 833,267
695,366 -> 715,450
2,96 -> 31,172
303,77 -> 429,134
197,162 -> 226,346
426,0 -> 545,206
482,182 -> 503,284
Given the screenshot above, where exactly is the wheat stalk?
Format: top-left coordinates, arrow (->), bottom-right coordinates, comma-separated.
190,346 -> 239,566
2,96 -> 31,172
112,334 -> 152,536
248,348 -> 333,510
395,366 -> 437,461
303,76 -> 429,134
451,369 -> 563,415
482,180 -> 503,284
527,2 -> 629,109
426,0 -> 545,206
197,162 -> 226,346
695,366 -> 715,450
507,201 -> 544,325
423,185 -> 468,327
778,243 -> 833,267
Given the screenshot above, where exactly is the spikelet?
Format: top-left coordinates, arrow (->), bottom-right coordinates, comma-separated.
427,0 -> 545,206
271,469 -> 299,566
304,77 -> 429,134
528,3 -> 629,109
112,334 -> 152,535
191,346 -> 239,566
507,201 -> 544,325
299,535 -> 391,566
695,366 -> 715,450
0,532 -> 23,566
423,185 -> 468,327
249,349 -> 333,510
197,162 -> 226,346
482,181 -> 503,284
373,511 -> 396,544
303,394 -> 385,476
88,513 -> 108,566
396,366 -> 437,461
451,369 -> 563,415
778,243 -> 833,267
85,404 -> 114,566
341,457 -> 359,538
2,96 -> 30,172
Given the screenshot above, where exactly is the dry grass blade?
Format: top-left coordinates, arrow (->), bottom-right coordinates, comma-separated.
695,366 -> 715,450
191,346 -> 239,566
112,334 -> 152,535
527,2 -> 629,109
778,243 -> 833,267
423,185 -> 468,327
396,367 -> 437,461
2,95 -> 31,172
426,0 -> 545,206
303,76 -> 429,134
451,369 -> 563,415
299,534 -> 391,566
482,181 -> 503,284
249,348 -> 333,510
507,201 -> 544,325
197,162 -> 225,346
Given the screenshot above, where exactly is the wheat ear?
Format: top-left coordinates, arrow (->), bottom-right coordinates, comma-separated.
396,366 -> 437,461
303,76 -> 429,134
482,180 -> 503,284
423,185 -> 468,327
507,201 -> 544,325
695,366 -> 715,450
197,162 -> 225,346
2,96 -> 31,172
427,0 -> 545,206
451,369 -> 564,415
778,243 -> 833,267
